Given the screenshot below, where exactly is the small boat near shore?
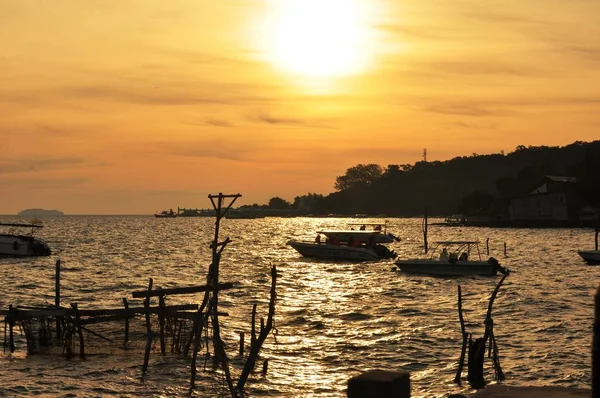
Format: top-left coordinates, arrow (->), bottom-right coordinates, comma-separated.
287,223 -> 400,261
578,228 -> 600,265
0,222 -> 52,257
393,241 -> 508,277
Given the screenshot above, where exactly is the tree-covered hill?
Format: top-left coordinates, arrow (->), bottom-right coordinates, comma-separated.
308,140 -> 600,216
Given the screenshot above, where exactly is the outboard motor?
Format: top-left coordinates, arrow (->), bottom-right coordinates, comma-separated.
488,257 -> 508,275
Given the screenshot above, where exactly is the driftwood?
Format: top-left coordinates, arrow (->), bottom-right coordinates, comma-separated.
454,271 -> 509,388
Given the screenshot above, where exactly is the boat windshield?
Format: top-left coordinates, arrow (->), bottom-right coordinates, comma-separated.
346,222 -> 388,233
429,241 -> 482,260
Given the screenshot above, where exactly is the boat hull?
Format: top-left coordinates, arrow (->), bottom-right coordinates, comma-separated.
394,259 -> 501,276
578,250 -> 600,265
0,234 -> 52,257
287,241 -> 386,261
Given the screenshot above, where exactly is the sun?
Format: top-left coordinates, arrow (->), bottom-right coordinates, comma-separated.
261,0 -> 376,78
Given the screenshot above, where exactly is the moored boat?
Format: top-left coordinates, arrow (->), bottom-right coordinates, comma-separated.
287,223 -> 400,261
0,222 -> 52,257
578,250 -> 600,264
578,228 -> 600,265
393,241 -> 508,277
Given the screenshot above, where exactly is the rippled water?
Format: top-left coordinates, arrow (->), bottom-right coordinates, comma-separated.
0,216 -> 598,397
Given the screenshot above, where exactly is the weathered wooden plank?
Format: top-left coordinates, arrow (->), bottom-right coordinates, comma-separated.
3,309 -> 68,319
77,304 -> 198,317
131,282 -> 235,298
2,304 -> 200,321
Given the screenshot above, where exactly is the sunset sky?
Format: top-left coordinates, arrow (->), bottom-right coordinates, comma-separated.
1,0 -> 599,214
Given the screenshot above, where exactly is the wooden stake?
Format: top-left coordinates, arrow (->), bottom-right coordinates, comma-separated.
8,305 -> 15,353
454,285 -> 468,384
486,238 -> 490,256
159,294 -> 166,355
593,283 -> 600,396
251,303 -> 257,346
142,278 -> 153,374
122,298 -> 129,348
239,332 -> 245,357
55,259 -> 61,340
190,310 -> 203,388
423,206 -> 428,254
71,303 -> 85,359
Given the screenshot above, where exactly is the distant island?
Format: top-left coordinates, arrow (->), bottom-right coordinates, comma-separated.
18,208 -> 64,217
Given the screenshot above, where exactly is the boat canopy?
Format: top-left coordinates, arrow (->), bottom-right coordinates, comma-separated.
0,222 -> 44,229
434,240 -> 479,245
318,230 -> 383,235
347,222 -> 387,226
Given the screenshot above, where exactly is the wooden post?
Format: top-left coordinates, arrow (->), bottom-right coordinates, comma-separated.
423,207 -> 428,254
8,305 -> 15,353
595,229 -> 599,251
504,242 -> 507,257
251,303 -> 257,346
142,278 -> 153,374
239,332 -> 245,356
593,283 -> 600,396
262,358 -> 269,375
122,298 -> 129,348
190,310 -> 203,387
486,238 -> 490,256
454,285 -> 468,384
158,294 -> 166,355
55,259 -> 61,340
71,303 -> 85,359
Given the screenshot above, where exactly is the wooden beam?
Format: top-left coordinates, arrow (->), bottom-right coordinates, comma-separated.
131,282 -> 235,298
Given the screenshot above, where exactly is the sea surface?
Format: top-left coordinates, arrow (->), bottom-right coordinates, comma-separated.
0,215 -> 598,397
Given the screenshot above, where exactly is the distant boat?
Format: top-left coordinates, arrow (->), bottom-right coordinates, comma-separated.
393,241 -> 508,277
0,222 -> 52,257
154,209 -> 177,218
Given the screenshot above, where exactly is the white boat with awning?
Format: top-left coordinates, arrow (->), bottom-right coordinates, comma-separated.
0,222 -> 52,257
287,223 -> 400,261
393,241 -> 507,277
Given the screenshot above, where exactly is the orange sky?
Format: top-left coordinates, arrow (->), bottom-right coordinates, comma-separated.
1,0 -> 599,214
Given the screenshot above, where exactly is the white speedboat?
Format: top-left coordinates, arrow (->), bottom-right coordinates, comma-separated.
0,222 -> 52,257
287,223 -> 400,261
393,241 -> 507,277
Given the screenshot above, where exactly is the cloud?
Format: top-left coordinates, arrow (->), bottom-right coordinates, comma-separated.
421,95 -> 600,117
203,118 -> 234,128
249,111 -> 333,128
1,175 -> 88,189
0,157 -> 87,174
454,121 -> 497,129
425,105 -> 503,117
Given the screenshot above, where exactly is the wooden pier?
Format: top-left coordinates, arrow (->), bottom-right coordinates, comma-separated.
2,193 -> 278,398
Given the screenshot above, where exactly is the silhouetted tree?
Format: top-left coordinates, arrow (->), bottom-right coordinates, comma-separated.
334,164 -> 384,191
268,197 -> 291,209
